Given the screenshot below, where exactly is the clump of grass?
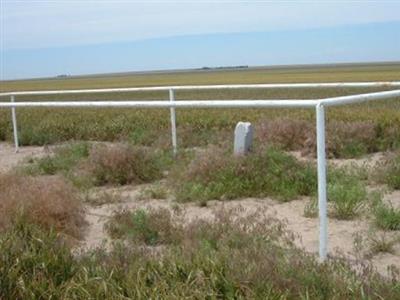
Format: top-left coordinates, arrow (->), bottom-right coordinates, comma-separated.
353,231 -> 399,259
24,142 -> 89,175
87,143 -> 163,186
304,168 -> 368,219
0,174 -> 85,239
368,233 -> 399,256
1,207 -> 399,299
328,181 -> 367,220
372,197 -> 400,231
172,147 -> 317,203
327,169 -> 367,220
105,208 -> 182,245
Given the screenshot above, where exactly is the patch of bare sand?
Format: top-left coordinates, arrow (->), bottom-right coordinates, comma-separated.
0,142 -> 47,173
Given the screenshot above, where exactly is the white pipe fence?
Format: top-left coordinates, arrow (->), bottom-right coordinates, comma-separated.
1,81 -> 400,261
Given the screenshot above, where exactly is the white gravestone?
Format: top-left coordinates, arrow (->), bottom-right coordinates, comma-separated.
234,122 -> 253,155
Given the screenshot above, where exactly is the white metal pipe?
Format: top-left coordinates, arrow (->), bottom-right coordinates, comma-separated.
1,81 -> 400,97
316,103 -> 328,261
319,89 -> 400,106
0,99 -> 318,109
169,89 -> 178,156
10,96 -> 19,152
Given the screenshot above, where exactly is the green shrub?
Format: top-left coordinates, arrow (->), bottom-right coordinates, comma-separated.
173,147 -> 317,202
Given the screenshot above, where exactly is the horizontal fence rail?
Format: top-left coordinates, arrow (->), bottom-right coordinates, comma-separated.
1,81 -> 400,262
0,99 -> 318,108
1,81 -> 400,97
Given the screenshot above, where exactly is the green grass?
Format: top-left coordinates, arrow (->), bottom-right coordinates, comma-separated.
327,170 -> 367,220
373,200 -> 400,231
106,208 -> 181,245
1,210 -> 399,299
303,168 -> 370,219
173,147 -> 317,202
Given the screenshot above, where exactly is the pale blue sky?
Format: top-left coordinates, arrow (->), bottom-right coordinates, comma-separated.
1,0 -> 400,79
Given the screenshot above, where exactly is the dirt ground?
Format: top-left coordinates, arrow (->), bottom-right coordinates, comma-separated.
1,142 -> 399,276
0,142 -> 47,173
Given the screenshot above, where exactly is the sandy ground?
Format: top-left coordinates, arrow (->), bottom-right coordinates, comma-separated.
0,142 -> 47,173
1,142 -> 399,276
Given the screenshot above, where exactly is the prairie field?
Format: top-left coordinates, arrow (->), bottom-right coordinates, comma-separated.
1,63 -> 400,299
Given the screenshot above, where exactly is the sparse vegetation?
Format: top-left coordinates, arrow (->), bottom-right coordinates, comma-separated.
106,208 -> 182,245
354,230 -> 399,258
24,142 -> 89,175
368,233 -> 399,256
384,152 -> 400,189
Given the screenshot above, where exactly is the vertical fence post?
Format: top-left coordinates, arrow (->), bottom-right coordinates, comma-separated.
10,95 -> 19,152
316,103 -> 327,261
169,89 -> 177,156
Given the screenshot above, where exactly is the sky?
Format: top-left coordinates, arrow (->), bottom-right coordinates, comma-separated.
1,0 -> 400,80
